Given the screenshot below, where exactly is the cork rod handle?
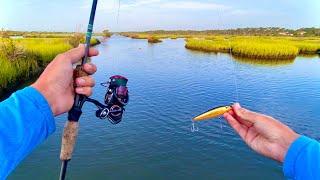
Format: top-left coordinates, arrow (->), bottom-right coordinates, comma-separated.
60,121 -> 79,161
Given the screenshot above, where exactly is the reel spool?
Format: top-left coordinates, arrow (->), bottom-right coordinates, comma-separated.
103,75 -> 129,124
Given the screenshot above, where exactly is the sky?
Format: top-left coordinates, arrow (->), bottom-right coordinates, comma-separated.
0,0 -> 319,32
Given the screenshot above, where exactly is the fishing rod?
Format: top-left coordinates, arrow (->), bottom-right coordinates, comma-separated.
59,1 -> 129,179
59,0 -> 98,179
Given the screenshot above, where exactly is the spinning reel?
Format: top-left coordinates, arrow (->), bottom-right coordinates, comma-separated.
85,75 -> 129,124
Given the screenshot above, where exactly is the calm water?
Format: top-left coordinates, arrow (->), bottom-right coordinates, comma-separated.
10,36 -> 320,179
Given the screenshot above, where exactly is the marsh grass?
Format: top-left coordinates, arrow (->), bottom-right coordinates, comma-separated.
0,38 -> 25,61
0,38 -> 71,93
0,37 -> 100,96
68,33 -> 84,48
185,36 -> 320,59
147,36 -> 162,43
68,33 -> 101,47
231,41 -> 299,59
185,39 -> 230,53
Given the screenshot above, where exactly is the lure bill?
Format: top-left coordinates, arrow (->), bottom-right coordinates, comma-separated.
193,106 -> 232,121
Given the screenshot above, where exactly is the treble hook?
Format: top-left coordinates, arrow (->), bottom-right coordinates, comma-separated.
191,121 -> 199,132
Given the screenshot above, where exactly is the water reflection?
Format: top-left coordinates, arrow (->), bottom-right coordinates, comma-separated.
233,56 -> 295,67
298,54 -> 320,58
186,49 -> 297,67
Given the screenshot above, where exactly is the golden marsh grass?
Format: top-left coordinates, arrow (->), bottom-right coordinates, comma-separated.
0,37 -> 100,95
185,36 -> 320,59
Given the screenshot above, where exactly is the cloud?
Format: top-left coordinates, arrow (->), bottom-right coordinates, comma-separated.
82,0 -> 231,11
158,1 -> 230,10
121,0 -> 163,9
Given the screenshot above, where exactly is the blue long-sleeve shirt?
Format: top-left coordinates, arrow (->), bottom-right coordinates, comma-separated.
283,135 -> 320,179
0,87 -> 55,179
0,87 -> 319,179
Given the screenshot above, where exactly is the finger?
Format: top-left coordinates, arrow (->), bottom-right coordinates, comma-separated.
238,118 -> 254,128
88,47 -> 99,57
227,108 -> 252,127
75,76 -> 95,87
83,63 -> 97,75
228,109 -> 235,116
232,103 -> 259,124
63,44 -> 99,64
223,112 -> 248,140
75,87 -> 93,96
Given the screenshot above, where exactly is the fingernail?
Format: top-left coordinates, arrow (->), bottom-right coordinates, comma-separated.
85,64 -> 92,69
76,88 -> 83,93
234,103 -> 241,109
77,78 -> 85,84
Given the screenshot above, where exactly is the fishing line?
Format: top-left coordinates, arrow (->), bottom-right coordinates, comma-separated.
222,8 -> 240,103
229,37 -> 240,103
116,0 -> 121,25
190,8 -> 241,132
216,7 -> 240,104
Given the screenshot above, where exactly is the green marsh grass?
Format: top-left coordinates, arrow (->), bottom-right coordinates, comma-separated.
147,36 -> 162,43
185,38 -> 230,53
231,41 -> 299,59
0,37 -> 100,96
0,38 -> 71,92
185,36 -> 320,59
19,38 -> 72,63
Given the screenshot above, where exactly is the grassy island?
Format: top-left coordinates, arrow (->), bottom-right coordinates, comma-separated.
185,36 -> 320,59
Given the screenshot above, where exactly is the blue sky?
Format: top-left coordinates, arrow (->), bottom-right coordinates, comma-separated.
0,0 -> 319,32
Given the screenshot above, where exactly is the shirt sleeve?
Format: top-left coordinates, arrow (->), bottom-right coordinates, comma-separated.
283,135 -> 320,180
0,86 -> 55,179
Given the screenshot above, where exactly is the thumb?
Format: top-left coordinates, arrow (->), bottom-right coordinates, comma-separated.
64,44 -> 86,64
233,103 -> 258,124
63,44 -> 99,64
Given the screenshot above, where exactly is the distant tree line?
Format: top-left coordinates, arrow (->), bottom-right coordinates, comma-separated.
0,29 -> 108,38
1,27 -> 319,38
122,27 -> 320,37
